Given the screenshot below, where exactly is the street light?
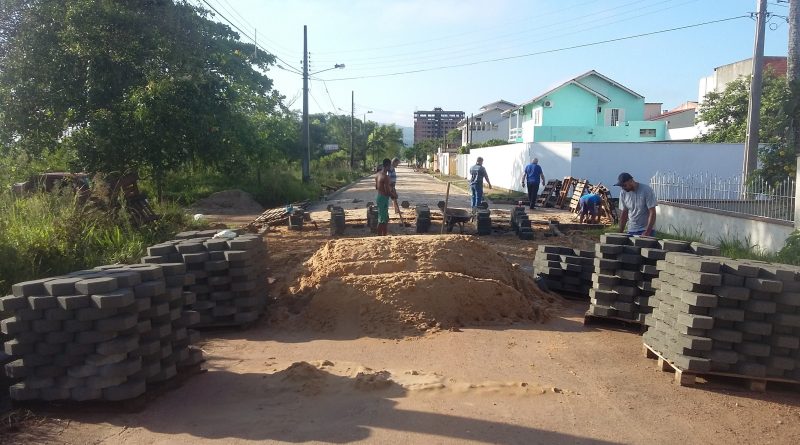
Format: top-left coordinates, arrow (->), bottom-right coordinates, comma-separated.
301,26 -> 344,182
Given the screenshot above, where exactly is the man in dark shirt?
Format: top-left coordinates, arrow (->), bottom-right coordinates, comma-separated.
521,158 -> 545,210
469,157 -> 492,211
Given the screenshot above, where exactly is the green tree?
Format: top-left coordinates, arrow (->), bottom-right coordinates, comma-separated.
0,0 -> 280,198
696,70 -> 794,184
447,128 -> 462,146
366,124 -> 403,166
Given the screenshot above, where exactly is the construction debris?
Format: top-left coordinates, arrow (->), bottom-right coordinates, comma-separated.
244,201 -> 311,232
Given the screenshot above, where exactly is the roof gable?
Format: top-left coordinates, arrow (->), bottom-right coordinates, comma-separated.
518,70 -> 643,109
480,100 -> 517,111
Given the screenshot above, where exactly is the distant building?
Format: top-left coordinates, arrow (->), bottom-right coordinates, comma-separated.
648,101 -> 698,130
413,107 -> 465,145
698,56 -> 787,102
507,70 -> 666,143
458,100 -> 517,147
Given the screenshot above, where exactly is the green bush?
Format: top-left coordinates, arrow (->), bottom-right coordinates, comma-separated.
0,188 -> 203,294
146,160 -> 326,208
778,230 -> 800,265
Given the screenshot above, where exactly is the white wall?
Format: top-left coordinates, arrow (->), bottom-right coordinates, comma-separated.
459,142 -> 573,192
657,204 -> 794,253
456,142 -> 745,195
569,142 -> 744,189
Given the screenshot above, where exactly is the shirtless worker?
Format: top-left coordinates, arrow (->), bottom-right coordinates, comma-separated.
375,158 -> 397,236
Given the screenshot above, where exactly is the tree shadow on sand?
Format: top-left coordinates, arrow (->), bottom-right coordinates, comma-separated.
59,364 -> 623,445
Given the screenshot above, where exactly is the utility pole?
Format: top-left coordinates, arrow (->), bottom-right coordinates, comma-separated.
350,91 -> 355,170
301,25 -> 310,183
743,0 -> 768,180
789,0 -> 800,228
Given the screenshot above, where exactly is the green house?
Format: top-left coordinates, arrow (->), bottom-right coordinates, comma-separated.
506,70 -> 666,143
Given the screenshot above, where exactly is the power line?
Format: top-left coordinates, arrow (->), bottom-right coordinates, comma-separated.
318,79 -> 338,112
285,89 -> 302,108
318,0 -> 698,72
309,90 -> 326,113
314,0 -> 672,65
320,15 -> 748,82
213,0 -> 298,61
311,0 -> 603,56
198,0 -> 303,75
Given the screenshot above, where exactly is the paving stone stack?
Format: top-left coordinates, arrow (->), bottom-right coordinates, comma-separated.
366,203 -> 378,233
632,236 -> 666,322
533,245 -> 594,296
288,209 -> 305,231
644,253 -> 800,379
142,232 -> 268,328
92,264 -> 203,382
475,208 -> 491,236
1,304 -> 12,401
415,205 -> 431,233
586,235 -> 719,323
588,234 -> 644,320
510,205 -> 533,240
1,264 -> 202,402
329,206 -> 346,236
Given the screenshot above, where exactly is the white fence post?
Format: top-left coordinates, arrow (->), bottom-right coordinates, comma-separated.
796,156 -> 800,230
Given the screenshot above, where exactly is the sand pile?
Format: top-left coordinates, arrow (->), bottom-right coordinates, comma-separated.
288,235 -> 559,336
191,189 -> 264,214
268,360 -> 548,396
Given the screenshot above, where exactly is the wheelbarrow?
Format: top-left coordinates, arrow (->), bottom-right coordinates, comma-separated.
437,201 -> 471,233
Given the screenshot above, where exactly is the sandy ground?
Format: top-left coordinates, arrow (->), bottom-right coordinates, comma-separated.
6,168 -> 800,445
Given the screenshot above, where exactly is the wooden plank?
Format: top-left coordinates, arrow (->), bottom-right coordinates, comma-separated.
583,312 -> 644,332
643,343 -> 799,391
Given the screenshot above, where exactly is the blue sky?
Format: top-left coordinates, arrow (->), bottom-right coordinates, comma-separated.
199,0 -> 790,128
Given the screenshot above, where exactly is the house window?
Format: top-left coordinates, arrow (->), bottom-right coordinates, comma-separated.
532,108 -> 542,126
640,128 -> 656,137
605,108 -> 625,126
610,109 -> 620,126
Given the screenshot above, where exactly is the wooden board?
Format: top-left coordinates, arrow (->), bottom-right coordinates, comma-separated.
642,343 -> 799,391
583,312 -> 645,332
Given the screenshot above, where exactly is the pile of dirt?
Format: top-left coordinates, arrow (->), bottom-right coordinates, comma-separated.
286,235 -> 560,337
191,189 -> 264,214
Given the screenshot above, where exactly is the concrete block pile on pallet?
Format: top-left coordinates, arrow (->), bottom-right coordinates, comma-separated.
587,235 -> 721,322
533,245 -> 594,296
588,234 -> 653,321
1,264 -> 203,402
142,231 -> 268,328
643,253 -> 800,380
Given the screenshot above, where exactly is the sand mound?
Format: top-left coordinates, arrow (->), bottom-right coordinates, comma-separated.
268,360 -> 547,396
191,189 -> 264,214
289,235 -> 560,336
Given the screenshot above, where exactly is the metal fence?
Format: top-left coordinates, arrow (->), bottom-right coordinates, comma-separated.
650,171 -> 796,223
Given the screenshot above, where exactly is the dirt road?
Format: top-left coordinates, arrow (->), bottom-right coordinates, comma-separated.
8,168 -> 800,445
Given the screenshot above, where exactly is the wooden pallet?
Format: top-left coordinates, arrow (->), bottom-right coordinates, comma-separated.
569,180 -> 591,212
535,179 -> 561,208
583,312 -> 645,332
556,177 -> 576,209
643,343 -> 800,391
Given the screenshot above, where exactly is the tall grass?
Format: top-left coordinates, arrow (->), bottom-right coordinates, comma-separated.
146,157 -> 364,208
0,189 -> 204,294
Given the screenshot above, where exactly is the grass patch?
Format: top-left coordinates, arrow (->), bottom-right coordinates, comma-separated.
0,188 -> 205,294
